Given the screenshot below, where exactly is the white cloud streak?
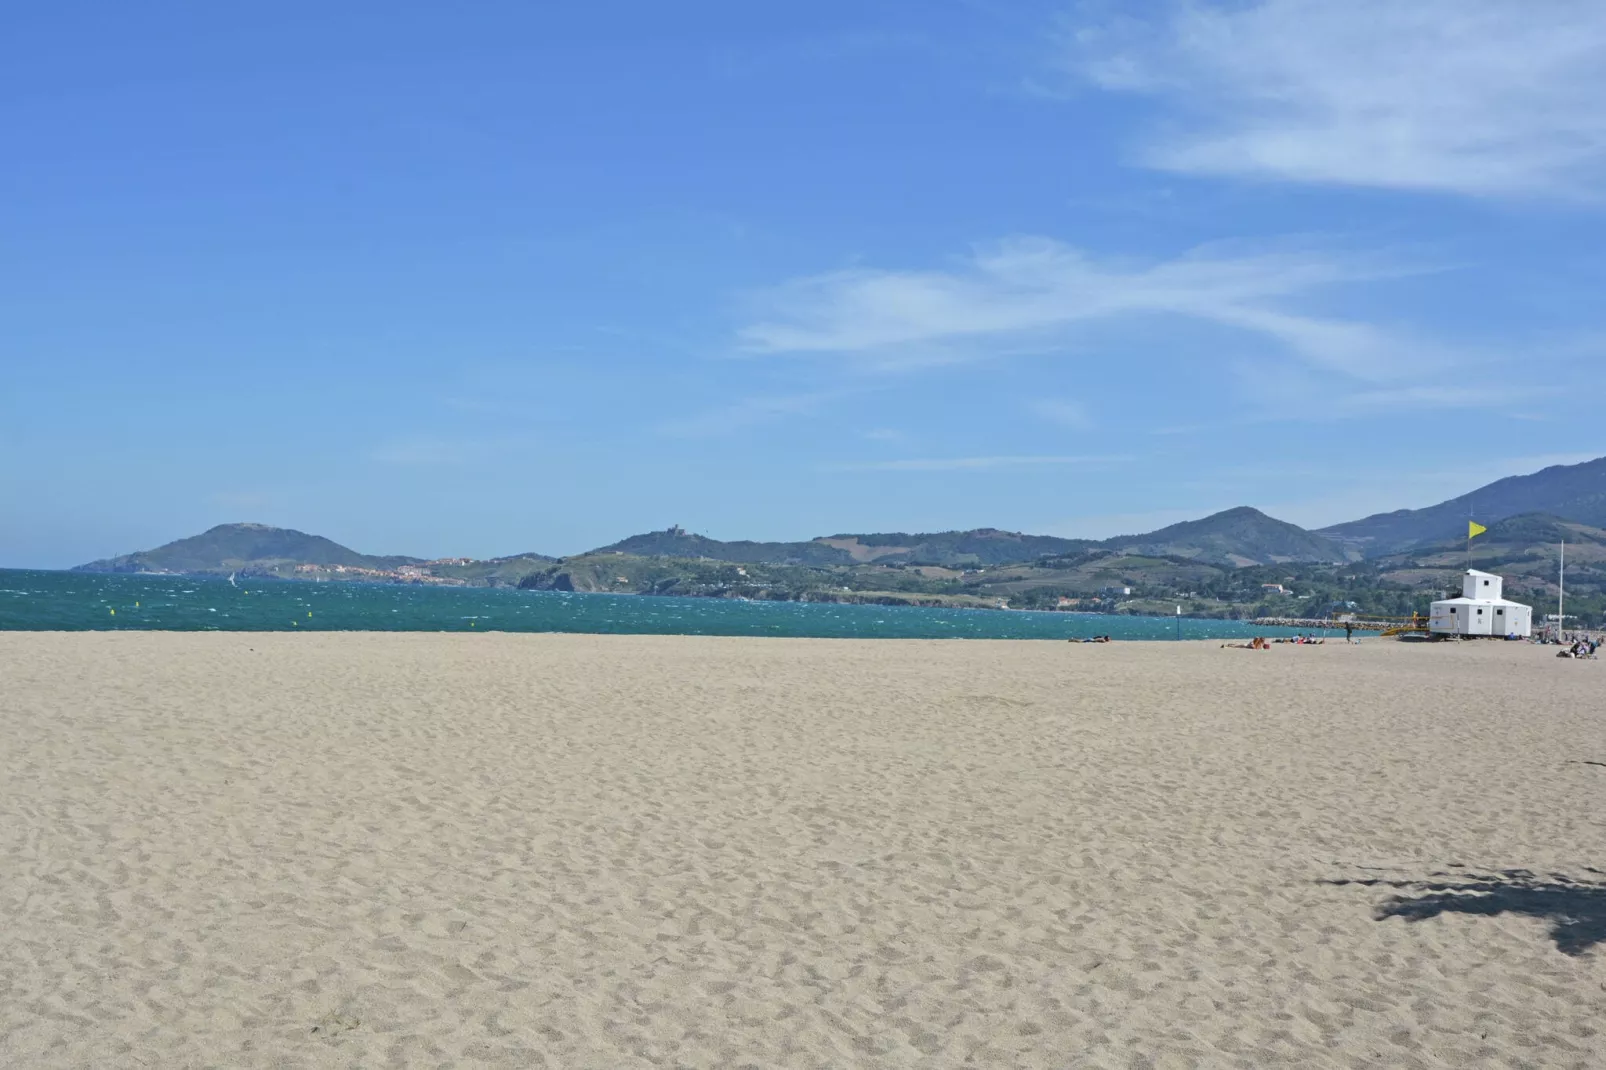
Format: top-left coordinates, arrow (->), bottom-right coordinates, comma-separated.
1029,398 -> 1093,429
1067,0 -> 1606,198
369,434 -> 537,466
370,436 -> 494,466
828,454 -> 1127,472
740,236 -> 1439,381
656,391 -> 841,437
1231,357 -> 1562,422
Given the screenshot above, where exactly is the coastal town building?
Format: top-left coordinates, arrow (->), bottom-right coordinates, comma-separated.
1429,569 -> 1532,638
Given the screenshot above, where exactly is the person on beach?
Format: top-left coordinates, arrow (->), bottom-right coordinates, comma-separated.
1344,621 -> 1354,644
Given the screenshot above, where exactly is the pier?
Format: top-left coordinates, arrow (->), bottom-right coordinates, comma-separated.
1251,614 -> 1429,636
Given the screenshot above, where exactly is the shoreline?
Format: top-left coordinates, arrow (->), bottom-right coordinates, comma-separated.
10,565 -> 1474,624
3,568 -> 1327,638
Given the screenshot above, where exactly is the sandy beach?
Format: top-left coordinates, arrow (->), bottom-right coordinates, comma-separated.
2,632 -> 1603,1068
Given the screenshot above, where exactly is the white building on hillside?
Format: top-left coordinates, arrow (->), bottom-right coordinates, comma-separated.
1430,569 -> 1532,638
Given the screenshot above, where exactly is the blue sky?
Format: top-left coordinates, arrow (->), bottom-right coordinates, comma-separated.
4,0 -> 1604,566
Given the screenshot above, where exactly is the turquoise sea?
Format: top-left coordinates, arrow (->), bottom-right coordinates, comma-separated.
0,569 -> 1310,641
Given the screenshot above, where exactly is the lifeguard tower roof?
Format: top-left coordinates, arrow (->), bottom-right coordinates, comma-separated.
1461,569 -> 1503,601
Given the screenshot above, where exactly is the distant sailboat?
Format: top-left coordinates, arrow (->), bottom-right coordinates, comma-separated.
228,572 -> 238,588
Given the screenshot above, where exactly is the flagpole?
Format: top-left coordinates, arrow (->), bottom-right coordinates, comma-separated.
1466,519 -> 1484,571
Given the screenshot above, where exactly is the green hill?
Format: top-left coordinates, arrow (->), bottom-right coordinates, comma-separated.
515,552 -> 1003,608
428,552 -> 559,587
590,526 -> 1095,568
62,512 -> 1605,625
1468,512 -> 1605,548
592,527 -> 855,566
75,455 -> 1605,589
1372,513 -> 1606,605
594,523 -> 1104,565
74,523 -> 424,576
590,515 -> 1330,570
816,529 -> 1096,566
1320,455 -> 1606,556
1103,507 -> 1347,566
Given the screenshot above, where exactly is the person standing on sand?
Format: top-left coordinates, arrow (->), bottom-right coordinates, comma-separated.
1344,621 -> 1354,644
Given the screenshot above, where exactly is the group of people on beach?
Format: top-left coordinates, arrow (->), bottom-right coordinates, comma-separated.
1073,635 -> 1114,643
1557,637 -> 1600,659
1224,632 -> 1329,650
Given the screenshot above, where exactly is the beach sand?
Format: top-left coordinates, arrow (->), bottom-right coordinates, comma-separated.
2,632 -> 1604,1068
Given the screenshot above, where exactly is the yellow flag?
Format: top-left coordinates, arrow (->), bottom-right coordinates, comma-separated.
1468,520 -> 1487,539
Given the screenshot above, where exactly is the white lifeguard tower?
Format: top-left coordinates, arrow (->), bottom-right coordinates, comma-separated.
1429,569 -> 1532,638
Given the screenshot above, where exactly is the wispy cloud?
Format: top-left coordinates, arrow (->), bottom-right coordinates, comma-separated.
369,435 -> 526,466
1065,0 -> 1606,198
1144,375 -> 1557,436
440,396 -> 543,418
1330,384 -> 1549,415
656,391 -> 841,437
1030,398 -> 1093,429
827,454 -> 1127,472
1233,361 -> 1560,421
740,236 -> 1439,380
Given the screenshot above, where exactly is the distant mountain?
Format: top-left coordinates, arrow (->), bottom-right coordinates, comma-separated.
591,527 -> 1096,568
1321,455 -> 1606,557
1103,507 -> 1348,566
74,523 -> 425,576
1377,512 -> 1606,565
1465,512 -> 1606,549
592,527 -> 855,566
78,455 -> 1605,583
1370,512 -> 1606,608
816,529 -> 1097,566
591,515 -> 1331,570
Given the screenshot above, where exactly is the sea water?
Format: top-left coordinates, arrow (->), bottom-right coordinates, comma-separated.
0,569 -> 1308,641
